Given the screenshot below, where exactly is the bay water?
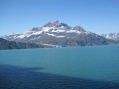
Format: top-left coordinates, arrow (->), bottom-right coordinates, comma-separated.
0,45 -> 119,88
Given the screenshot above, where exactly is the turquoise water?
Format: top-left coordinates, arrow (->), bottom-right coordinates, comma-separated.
0,45 -> 119,87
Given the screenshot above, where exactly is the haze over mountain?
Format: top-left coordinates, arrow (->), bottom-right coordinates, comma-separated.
1,21 -> 119,47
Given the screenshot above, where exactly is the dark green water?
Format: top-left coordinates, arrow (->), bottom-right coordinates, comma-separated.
0,45 -> 119,89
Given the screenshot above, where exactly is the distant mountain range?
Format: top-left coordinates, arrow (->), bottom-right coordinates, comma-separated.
1,21 -> 119,49
102,33 -> 119,41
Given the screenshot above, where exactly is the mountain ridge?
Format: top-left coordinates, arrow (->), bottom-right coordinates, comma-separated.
0,38 -> 48,50
1,21 -> 119,47
102,33 -> 119,41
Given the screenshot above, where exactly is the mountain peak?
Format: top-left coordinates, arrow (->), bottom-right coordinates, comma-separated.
43,20 -> 69,28
55,20 -> 61,23
73,26 -> 86,32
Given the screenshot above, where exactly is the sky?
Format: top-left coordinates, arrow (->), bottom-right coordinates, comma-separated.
0,0 -> 119,36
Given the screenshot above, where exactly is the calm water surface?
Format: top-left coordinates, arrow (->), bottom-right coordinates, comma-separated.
0,45 -> 119,88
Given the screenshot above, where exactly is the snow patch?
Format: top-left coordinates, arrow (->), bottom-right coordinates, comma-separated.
32,31 -> 43,35
45,33 -> 55,36
42,27 -> 55,32
66,30 -> 82,34
13,36 -> 17,38
17,35 -> 25,39
52,29 -> 66,33
45,33 -> 65,38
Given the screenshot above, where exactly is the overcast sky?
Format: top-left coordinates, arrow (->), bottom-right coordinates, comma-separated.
0,0 -> 119,36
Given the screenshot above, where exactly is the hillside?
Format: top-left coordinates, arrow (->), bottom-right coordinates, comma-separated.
0,38 -> 45,50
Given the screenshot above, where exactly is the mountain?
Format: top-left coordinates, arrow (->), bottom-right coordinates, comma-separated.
0,38 -> 46,50
102,33 -> 119,41
1,21 -> 118,47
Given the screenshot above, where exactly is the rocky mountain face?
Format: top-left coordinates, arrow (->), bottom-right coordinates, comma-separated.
2,21 -> 118,47
0,38 -> 46,50
102,33 -> 119,41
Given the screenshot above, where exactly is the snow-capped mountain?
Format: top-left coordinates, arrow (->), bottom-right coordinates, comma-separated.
2,21 -> 118,46
102,33 -> 119,41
